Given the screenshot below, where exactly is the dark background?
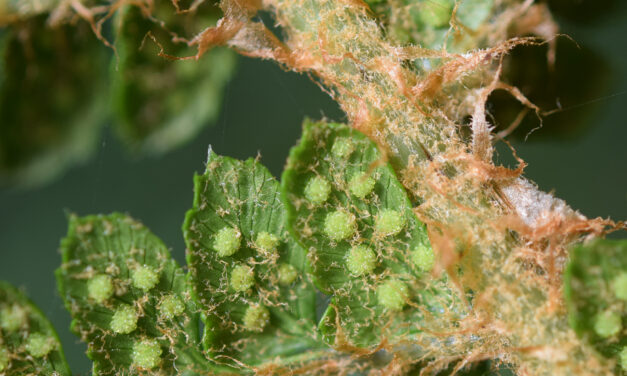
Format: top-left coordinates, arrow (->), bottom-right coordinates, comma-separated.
1,2 -> 626,373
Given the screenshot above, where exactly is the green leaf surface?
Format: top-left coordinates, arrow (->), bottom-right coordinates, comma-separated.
0,281 -> 71,375
184,151 -> 324,370
565,238 -> 627,369
456,0 -> 494,30
111,2 -> 235,154
364,0 -> 495,73
282,120 -> 459,349
0,16 -> 108,187
57,213 -> 217,375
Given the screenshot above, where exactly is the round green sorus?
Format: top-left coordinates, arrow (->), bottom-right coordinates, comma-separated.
243,304 -> 270,332
278,263 -> 298,285
346,245 -> 377,276
593,310 -> 622,338
87,274 -> 114,303
348,172 -> 376,199
25,333 -> 55,358
0,346 -> 9,371
0,304 -> 27,332
132,339 -> 162,369
132,265 -> 159,291
110,304 -> 138,334
213,226 -> 242,257
374,209 -> 406,236
411,244 -> 435,272
158,295 -> 185,320
304,176 -> 332,204
417,0 -> 453,28
254,231 -> 279,252
620,346 -> 627,371
230,264 -> 255,292
331,136 -> 354,158
612,272 -> 627,301
324,210 -> 357,241
376,279 -> 409,311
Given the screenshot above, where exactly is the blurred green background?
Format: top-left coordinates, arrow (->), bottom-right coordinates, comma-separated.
1,1 -> 626,374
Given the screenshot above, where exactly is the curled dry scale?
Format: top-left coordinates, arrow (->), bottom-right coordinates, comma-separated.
0,0 -> 626,375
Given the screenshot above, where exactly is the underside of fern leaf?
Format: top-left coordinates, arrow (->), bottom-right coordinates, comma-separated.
183,151 -> 330,371
57,213 -> 216,375
282,120 -> 465,358
0,281 -> 70,375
